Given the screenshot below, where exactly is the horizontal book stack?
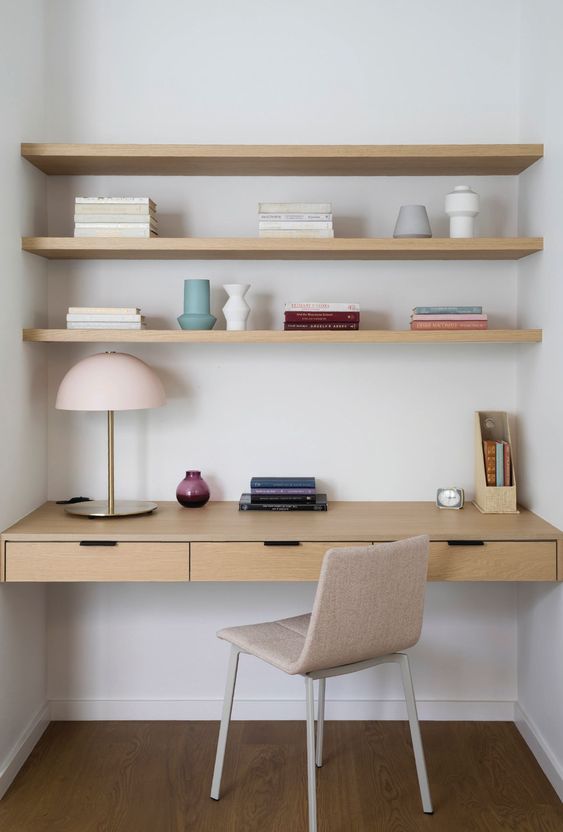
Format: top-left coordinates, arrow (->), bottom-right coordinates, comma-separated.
239,477 -> 327,511
66,307 -> 146,330
483,439 -> 512,487
284,302 -> 360,330
258,203 -> 333,238
74,197 -> 158,238
410,306 -> 488,330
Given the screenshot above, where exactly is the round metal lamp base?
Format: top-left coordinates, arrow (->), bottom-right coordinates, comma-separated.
64,500 -> 158,518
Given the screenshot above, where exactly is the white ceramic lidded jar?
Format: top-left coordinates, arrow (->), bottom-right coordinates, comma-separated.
445,185 -> 480,238
222,284 -> 250,331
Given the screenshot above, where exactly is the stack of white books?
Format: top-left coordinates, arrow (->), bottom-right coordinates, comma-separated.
258,203 -> 333,238
66,307 -> 146,330
73,197 -> 158,238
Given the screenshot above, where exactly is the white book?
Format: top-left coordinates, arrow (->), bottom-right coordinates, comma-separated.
74,203 -> 155,216
259,229 -> 334,238
285,302 -> 360,312
259,202 -> 331,213
258,213 -> 332,222
74,228 -> 158,238
67,314 -> 144,323
74,222 -> 156,229
75,197 -> 156,208
68,307 -> 140,314
74,214 -> 158,224
66,322 -> 146,329
259,221 -> 333,230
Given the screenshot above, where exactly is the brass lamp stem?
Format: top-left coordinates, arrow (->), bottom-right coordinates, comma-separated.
107,410 -> 115,515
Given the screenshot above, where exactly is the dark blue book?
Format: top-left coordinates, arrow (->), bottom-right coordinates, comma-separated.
250,477 -> 316,489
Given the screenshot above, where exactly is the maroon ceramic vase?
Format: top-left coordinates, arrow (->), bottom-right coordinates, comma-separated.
176,470 -> 210,508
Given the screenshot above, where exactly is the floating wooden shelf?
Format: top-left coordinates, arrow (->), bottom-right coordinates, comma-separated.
21,143 -> 543,176
23,329 -> 543,344
22,237 -> 543,261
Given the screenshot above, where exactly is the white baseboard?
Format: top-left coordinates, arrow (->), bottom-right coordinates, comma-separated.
49,697 -> 516,722
0,703 -> 50,800
515,703 -> 563,801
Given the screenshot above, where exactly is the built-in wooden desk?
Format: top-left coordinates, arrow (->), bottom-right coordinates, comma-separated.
1,501 -> 561,583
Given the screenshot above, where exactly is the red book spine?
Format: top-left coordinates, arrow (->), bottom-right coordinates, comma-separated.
410,320 -> 488,330
284,311 -> 360,323
284,322 -> 360,330
503,441 -> 512,486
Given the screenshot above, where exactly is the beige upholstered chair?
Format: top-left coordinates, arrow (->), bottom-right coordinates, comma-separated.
211,536 -> 433,831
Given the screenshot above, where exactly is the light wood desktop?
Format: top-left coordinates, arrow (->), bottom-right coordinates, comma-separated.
1,501 -> 560,583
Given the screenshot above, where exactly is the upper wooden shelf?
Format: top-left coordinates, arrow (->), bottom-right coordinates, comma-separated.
23,329 -> 542,344
22,237 -> 542,261
21,143 -> 543,176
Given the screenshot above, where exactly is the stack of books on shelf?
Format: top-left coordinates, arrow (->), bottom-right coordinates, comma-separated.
258,203 -> 333,238
410,305 -> 488,331
239,477 -> 327,511
66,307 -> 146,330
73,197 -> 158,238
483,439 -> 512,487
284,302 -> 360,330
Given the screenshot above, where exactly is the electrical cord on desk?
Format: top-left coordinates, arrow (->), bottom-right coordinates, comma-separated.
55,497 -> 93,505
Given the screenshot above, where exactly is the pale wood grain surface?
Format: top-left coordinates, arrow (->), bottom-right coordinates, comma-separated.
22,328 -> 543,344
191,541 -> 365,581
21,237 -> 543,260
21,143 -> 544,175
5,542 -> 189,581
2,501 -> 560,542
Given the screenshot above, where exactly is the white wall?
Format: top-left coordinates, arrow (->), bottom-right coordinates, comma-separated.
516,0 -> 563,799
0,0 -> 49,797
41,0 -> 526,721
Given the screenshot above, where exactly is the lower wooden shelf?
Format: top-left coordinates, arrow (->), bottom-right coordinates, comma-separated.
22,328 -> 543,344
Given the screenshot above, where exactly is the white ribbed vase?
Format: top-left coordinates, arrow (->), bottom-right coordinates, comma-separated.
445,185 -> 480,238
222,284 -> 250,331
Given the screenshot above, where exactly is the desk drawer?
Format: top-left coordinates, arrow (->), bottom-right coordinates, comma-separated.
191,541 -> 367,581
4,542 -> 189,581
428,541 -> 557,581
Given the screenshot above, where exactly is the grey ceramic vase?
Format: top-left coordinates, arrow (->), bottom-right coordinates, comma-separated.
393,205 -> 432,238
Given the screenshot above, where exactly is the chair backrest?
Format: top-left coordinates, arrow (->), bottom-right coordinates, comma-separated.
294,536 -> 429,675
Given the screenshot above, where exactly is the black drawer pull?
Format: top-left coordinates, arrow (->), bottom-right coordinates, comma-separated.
79,541 -> 118,547
263,541 -> 301,547
447,540 -> 485,546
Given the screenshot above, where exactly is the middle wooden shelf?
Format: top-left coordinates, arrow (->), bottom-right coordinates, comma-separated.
23,329 -> 543,344
22,236 -> 543,260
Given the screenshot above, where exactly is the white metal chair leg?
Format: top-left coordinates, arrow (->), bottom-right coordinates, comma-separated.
210,645 -> 240,800
398,653 -> 433,814
316,677 -> 326,768
305,676 -> 318,832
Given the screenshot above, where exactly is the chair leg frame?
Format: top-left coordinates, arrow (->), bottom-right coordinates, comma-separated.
316,677 -> 326,768
210,644 -> 240,800
305,677 -> 318,832
211,647 -> 433,827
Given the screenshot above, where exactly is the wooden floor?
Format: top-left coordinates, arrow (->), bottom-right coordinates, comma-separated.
1,721 -> 562,831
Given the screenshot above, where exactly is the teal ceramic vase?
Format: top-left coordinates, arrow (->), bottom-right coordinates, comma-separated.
177,279 -> 216,330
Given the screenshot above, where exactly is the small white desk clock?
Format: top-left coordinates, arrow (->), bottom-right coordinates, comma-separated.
436,487 -> 465,509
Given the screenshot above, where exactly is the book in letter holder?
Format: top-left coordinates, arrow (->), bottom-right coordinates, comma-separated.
474,411 -> 518,513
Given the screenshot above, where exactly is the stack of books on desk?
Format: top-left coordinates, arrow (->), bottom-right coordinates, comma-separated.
284,302 -> 360,330
66,307 -> 146,329
74,197 -> 158,237
258,203 -> 333,238
239,477 -> 328,511
410,306 -> 487,330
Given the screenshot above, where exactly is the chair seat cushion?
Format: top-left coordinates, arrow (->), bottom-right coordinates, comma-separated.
217,613 -> 311,674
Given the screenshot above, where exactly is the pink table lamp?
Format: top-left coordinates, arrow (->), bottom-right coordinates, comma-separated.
56,351 -> 166,517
